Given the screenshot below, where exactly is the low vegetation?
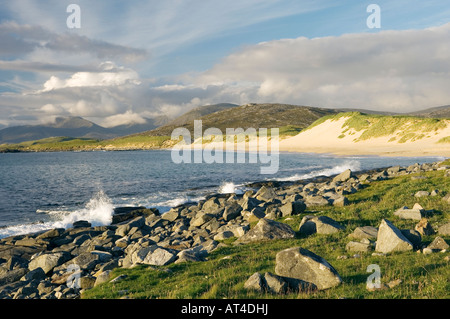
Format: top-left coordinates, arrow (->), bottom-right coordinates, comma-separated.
307,112 -> 449,143
83,169 -> 449,299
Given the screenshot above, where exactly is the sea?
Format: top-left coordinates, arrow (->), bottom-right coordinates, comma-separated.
0,150 -> 444,239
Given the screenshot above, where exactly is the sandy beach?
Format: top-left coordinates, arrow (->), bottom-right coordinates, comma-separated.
278,117 -> 450,157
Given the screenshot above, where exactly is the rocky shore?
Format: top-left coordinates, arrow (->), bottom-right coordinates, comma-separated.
1,162 -> 449,299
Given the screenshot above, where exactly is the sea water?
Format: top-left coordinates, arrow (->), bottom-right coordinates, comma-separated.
0,150 -> 444,238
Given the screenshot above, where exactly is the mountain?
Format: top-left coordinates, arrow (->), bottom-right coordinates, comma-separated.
0,115 -> 170,144
167,103 -> 238,127
406,105 -> 450,118
136,103 -> 340,137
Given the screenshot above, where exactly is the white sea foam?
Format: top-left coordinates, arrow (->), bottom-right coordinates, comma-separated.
218,181 -> 245,195
273,160 -> 361,182
0,190 -> 114,239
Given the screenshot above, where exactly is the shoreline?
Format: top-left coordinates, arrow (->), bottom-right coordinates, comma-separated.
1,159 -> 449,299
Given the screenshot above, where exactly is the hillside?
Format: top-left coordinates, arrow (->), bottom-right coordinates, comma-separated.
279,112 -> 450,157
0,116 -> 169,144
137,103 -> 339,137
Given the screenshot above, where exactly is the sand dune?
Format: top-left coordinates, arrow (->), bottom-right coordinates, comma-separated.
278,116 -> 450,157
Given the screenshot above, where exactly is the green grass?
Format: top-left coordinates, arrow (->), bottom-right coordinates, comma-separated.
82,169 -> 450,299
0,135 -> 173,152
305,112 -> 448,143
438,136 -> 450,144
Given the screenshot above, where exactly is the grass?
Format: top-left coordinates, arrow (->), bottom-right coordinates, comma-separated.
0,135 -> 174,152
82,169 -> 450,299
305,112 -> 449,143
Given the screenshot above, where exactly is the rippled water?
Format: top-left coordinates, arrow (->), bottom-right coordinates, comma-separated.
0,150 -> 443,238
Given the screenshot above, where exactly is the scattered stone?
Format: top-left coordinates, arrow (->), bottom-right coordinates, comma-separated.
244,272 -> 265,292
348,226 -> 378,240
333,169 -> 354,183
28,252 -> 71,274
234,219 -> 295,244
375,219 -> 413,253
394,205 -> 424,221
263,272 -> 287,294
346,241 -> 372,253
414,191 -> 430,198
279,201 -> 306,217
437,222 -> 450,235
275,247 -> 342,290
426,236 -> 449,252
298,215 -> 344,236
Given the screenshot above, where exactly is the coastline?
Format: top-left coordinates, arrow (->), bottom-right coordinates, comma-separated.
1,159 -> 449,299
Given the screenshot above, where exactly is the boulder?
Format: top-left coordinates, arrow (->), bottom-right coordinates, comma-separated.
375,219 -> 413,253
438,222 -> 450,235
263,272 -> 287,294
393,206 -> 424,221
244,272 -> 265,293
333,169 -> 354,183
279,201 -> 306,217
346,241 -> 372,252
161,209 -> 180,222
275,247 -> 342,290
414,191 -> 430,198
348,226 -> 378,240
28,252 -> 71,274
426,236 -> 449,251
223,202 -> 242,221
133,246 -> 177,266
255,186 -> 277,202
112,207 -> 159,224
305,196 -> 330,207
233,219 -> 295,244
298,215 -> 344,235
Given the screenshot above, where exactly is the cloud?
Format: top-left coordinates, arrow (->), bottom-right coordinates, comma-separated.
39,61 -> 141,92
198,23 -> 450,111
101,110 -> 147,128
0,21 -> 148,63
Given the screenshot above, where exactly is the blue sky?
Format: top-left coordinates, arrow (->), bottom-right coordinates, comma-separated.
1,0 -> 450,127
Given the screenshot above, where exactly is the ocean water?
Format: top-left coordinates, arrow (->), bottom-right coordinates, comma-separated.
0,150 -> 444,238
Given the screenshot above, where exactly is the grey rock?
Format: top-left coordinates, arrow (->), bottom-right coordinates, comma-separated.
279,201 -> 306,217
400,229 -> 422,248
414,191 -> 430,198
346,241 -> 372,252
375,219 -> 413,253
427,236 -> 449,251
234,219 -> 295,244
244,272 -> 265,292
393,205 -> 424,220
21,267 -> 46,282
348,226 -> 378,240
264,272 -> 287,294
437,222 -> 450,235
275,247 -> 342,290
255,186 -> 277,202
0,268 -> 28,286
223,202 -> 242,221
333,169 -> 354,183
298,215 -> 344,235
28,252 -> 71,274
305,196 -> 330,207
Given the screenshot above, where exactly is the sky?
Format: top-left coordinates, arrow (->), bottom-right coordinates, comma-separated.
1,0 -> 450,128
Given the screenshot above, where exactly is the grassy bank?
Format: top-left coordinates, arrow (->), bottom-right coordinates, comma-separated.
306,112 -> 450,143
0,125 -> 303,153
83,169 -> 449,299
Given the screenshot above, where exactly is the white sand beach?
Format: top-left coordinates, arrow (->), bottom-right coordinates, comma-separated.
278,117 -> 450,157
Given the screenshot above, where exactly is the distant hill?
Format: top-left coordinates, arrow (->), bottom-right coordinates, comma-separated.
0,115 -> 170,144
167,103 -> 238,127
136,103 -> 340,137
406,105 -> 450,118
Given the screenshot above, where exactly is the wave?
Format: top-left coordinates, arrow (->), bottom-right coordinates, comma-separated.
273,160 -> 361,182
0,190 -> 114,239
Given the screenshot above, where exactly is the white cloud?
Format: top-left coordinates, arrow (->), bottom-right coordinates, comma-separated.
39,62 -> 141,92
101,110 -> 147,128
198,23 -> 450,111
